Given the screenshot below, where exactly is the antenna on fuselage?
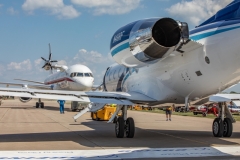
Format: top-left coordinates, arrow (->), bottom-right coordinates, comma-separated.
41,43 -> 58,74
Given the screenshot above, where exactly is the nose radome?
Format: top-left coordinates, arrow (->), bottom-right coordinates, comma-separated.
82,78 -> 94,87
75,77 -> 93,88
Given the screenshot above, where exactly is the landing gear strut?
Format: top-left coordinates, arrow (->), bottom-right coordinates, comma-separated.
212,102 -> 234,137
36,98 -> 44,108
115,105 -> 135,138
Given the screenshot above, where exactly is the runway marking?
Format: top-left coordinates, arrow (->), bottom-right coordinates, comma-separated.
0,146 -> 239,159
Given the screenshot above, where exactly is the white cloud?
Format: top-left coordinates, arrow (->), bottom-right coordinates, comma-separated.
73,49 -> 107,63
22,0 -> 80,19
7,7 -> 18,15
34,58 -> 44,72
34,58 -> 42,66
57,60 -> 67,65
0,64 -> 5,76
166,0 -> 233,26
71,0 -> 140,15
7,59 -> 32,71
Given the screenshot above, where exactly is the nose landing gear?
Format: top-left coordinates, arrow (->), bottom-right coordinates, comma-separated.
36,98 -> 44,108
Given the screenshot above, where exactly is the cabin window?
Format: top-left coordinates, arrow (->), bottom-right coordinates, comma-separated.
77,73 -> 83,77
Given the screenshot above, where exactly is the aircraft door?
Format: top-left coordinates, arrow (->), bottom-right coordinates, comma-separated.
103,67 -> 110,91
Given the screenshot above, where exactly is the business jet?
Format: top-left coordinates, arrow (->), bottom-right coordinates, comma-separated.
0,1 -> 239,139
0,44 -> 94,108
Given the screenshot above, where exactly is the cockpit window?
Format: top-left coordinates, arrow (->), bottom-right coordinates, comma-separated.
70,73 -> 77,77
77,73 -> 83,77
71,72 -> 93,77
84,73 -> 90,77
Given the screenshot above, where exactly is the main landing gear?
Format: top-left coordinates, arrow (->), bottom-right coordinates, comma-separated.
114,105 -> 135,138
212,102 -> 235,137
36,98 -> 44,108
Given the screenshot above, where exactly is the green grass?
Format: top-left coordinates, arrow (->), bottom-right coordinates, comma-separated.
132,109 -> 240,121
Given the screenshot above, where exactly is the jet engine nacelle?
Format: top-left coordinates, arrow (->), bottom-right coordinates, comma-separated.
19,97 -> 32,103
110,18 -> 189,68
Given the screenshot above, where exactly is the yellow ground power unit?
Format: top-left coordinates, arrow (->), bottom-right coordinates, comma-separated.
91,105 -> 117,121
134,105 -> 142,110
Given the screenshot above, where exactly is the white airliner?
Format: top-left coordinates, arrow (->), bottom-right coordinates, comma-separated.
0,44 -> 94,107
0,1 -> 239,139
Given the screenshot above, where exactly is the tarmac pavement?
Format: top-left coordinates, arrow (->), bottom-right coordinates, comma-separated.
0,99 -> 240,159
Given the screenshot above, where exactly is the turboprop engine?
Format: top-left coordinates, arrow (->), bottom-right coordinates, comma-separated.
110,18 -> 189,68
19,97 -> 32,103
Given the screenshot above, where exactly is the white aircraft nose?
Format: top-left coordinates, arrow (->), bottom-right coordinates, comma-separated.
74,77 -> 94,90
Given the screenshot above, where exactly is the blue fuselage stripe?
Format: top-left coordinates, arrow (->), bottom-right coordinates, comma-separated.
111,42 -> 129,56
190,19 -> 240,35
190,26 -> 240,41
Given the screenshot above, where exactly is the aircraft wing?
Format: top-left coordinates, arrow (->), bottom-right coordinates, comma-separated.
14,79 -> 44,84
0,82 -> 26,87
0,87 -> 156,105
209,94 -> 240,102
0,82 -> 52,90
27,84 -> 53,90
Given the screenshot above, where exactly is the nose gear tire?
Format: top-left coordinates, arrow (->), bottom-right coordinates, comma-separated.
125,117 -> 135,138
223,118 -> 233,137
115,117 -> 124,138
212,118 -> 223,137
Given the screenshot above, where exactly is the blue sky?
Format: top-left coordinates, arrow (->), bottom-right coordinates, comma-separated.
0,0 -> 233,86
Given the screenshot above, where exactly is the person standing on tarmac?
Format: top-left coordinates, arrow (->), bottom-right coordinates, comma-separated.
166,104 -> 174,121
57,100 -> 65,114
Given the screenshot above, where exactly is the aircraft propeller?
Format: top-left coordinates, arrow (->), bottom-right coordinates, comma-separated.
41,43 -> 58,72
